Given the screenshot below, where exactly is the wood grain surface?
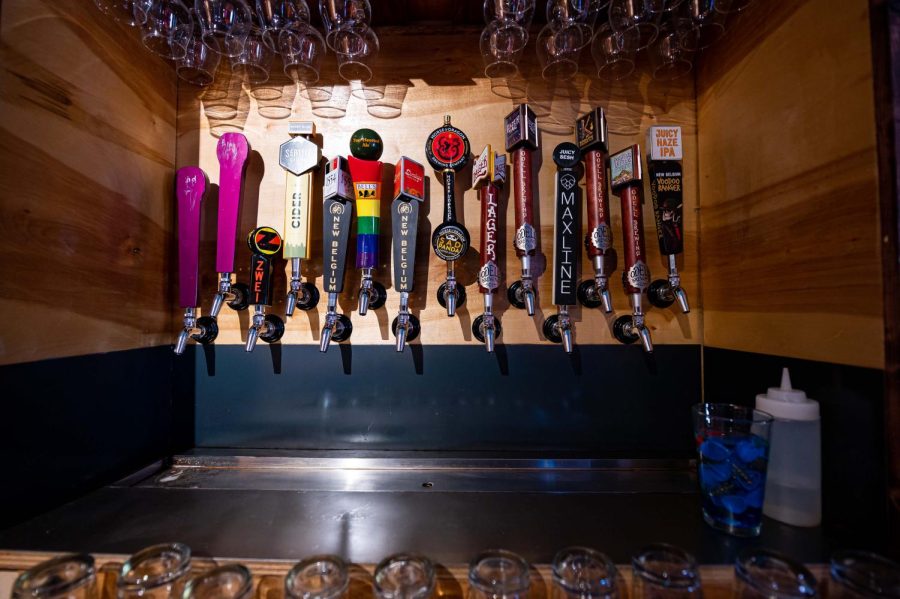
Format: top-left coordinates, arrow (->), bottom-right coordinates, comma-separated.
0,0 -> 177,365
0,551 -> 832,599
696,0 -> 884,369
176,29 -> 700,347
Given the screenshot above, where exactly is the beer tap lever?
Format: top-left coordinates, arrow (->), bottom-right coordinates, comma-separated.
320,157 -> 355,353
208,133 -> 251,319
471,145 -> 505,353
543,143 -> 582,354
390,157 -> 426,352
505,104 -> 540,316
610,144 -> 654,353
646,126 -> 690,314
280,121 -> 322,317
174,166 -> 218,354
427,115 -> 471,318
348,129 -> 388,316
575,107 -> 615,313
245,227 -> 285,352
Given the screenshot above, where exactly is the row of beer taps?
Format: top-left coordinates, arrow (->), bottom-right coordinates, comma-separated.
173,104 -> 690,357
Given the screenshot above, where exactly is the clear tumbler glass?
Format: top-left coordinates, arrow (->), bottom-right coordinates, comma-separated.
693,403 -> 774,537
182,565 -> 253,599
468,550 -> 530,599
480,20 -> 527,78
195,0 -> 255,57
632,544 -> 701,599
94,0 -> 151,26
552,547 -> 619,599
735,549 -> 817,599
142,0 -> 193,59
374,553 -> 435,599
829,551 -> 900,598
285,555 -> 349,599
118,543 -> 191,599
12,554 -> 98,599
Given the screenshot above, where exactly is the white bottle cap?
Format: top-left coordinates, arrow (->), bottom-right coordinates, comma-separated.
756,368 -> 820,421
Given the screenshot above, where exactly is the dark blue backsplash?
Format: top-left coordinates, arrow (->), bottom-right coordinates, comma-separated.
193,344 -> 702,455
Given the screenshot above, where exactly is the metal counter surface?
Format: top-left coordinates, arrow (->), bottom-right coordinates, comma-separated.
0,455 -> 830,564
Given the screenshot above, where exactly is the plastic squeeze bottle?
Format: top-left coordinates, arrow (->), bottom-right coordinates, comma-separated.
756,368 -> 821,526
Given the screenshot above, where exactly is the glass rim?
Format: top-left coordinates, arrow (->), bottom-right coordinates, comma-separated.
692,402 -> 775,425
119,542 -> 191,589
374,552 -> 435,599
337,60 -> 373,83
183,564 -> 253,598
484,60 -> 520,79
597,57 -> 635,81
285,554 -> 349,599
631,543 -> 700,589
141,33 -> 187,60
736,549 -> 817,598
468,549 -> 531,594
830,550 -> 900,597
176,65 -> 217,86
541,58 -> 579,81
13,554 -> 96,597
551,546 -> 618,596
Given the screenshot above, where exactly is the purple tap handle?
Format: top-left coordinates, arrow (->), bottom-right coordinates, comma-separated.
176,166 -> 207,308
216,133 -> 250,273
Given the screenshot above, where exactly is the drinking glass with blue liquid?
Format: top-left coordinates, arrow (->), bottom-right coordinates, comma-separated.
692,403 -> 774,537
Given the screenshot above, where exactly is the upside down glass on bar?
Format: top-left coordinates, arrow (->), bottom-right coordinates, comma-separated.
632,544 -> 701,599
183,564 -> 253,599
118,543 -> 192,599
468,550 -> 531,599
285,555 -> 349,599
552,547 -> 619,599
693,403 -> 773,537
374,553 -> 435,599
12,554 -> 98,599
829,551 -> 900,598
735,549 -> 817,599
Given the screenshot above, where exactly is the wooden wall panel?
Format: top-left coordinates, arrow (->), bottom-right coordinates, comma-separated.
176,31 -> 700,347
696,0 -> 884,369
0,1 -> 177,365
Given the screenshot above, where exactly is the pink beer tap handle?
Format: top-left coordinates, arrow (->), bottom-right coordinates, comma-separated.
176,166 -> 208,308
215,133 -> 250,273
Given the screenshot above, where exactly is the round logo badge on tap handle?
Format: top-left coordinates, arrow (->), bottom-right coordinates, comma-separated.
426,115 -> 471,317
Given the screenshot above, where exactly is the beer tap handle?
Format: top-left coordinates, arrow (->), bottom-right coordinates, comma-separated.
348,129 -> 387,316
320,157 -> 355,353
544,143 -> 580,354
215,133 -> 249,274
174,166 -> 218,353
646,125 -> 690,314
209,133 -> 251,318
505,104 -> 539,315
610,144 -> 653,353
576,107 -> 614,313
280,122 -> 322,317
472,147 -> 504,353
245,227 -> 285,352
427,116 -> 471,318
391,157 -> 426,352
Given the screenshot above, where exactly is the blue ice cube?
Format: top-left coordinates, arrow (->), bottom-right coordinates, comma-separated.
722,495 -> 748,515
700,438 -> 731,461
736,438 -> 766,464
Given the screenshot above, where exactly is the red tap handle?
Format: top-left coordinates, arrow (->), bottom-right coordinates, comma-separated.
176,166 -> 207,308
512,147 -> 535,257
618,183 -> 649,294
584,149 -> 612,258
610,144 -> 650,294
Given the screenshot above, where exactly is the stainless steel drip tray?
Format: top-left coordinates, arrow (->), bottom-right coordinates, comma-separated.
0,451 -> 830,565
121,453 -> 698,495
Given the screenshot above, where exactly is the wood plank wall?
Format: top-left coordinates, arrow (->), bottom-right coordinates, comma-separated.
0,1 -> 178,365
696,0 -> 884,369
176,31 -> 700,347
